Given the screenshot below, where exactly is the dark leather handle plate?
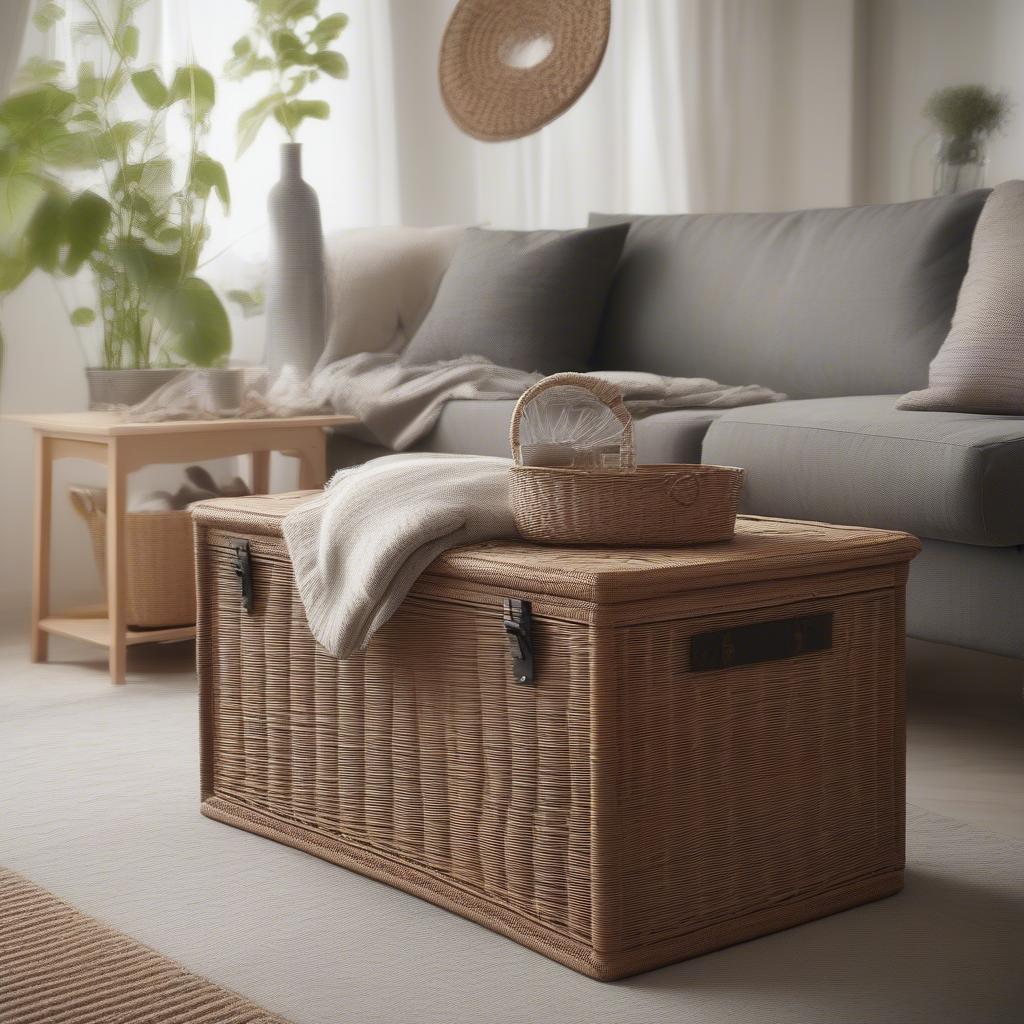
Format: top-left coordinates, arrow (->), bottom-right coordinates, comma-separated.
690,613 -> 833,672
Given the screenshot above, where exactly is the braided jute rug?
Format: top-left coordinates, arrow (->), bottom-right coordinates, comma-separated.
0,868 -> 289,1024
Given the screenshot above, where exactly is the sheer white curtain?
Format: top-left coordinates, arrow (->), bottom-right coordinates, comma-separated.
12,0 -> 861,233
0,1 -> 31,97
414,0 -> 861,227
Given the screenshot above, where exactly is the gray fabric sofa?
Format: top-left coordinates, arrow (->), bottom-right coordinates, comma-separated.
329,188 -> 1024,660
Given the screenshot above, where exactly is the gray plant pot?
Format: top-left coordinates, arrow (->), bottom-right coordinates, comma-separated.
85,368 -> 183,409
86,367 -> 252,412
265,142 -> 326,378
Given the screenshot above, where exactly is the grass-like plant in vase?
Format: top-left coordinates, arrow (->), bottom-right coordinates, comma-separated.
226,0 -> 349,378
924,84 -> 1011,195
0,0 -> 232,404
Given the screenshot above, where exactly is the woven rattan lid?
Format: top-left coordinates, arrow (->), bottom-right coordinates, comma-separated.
439,0 -> 611,142
193,493 -> 920,605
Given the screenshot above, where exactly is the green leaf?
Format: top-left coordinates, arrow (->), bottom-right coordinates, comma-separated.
102,120 -> 145,157
190,154 -> 230,211
272,0 -> 317,21
271,29 -> 305,57
232,36 -> 253,58
169,65 -> 216,117
103,65 -> 129,100
119,24 -> 140,59
25,189 -> 69,272
70,306 -> 96,325
76,60 -> 99,101
112,158 -> 174,208
64,190 -> 111,274
39,131 -> 99,169
116,238 -> 182,290
0,173 -> 47,244
32,2 -> 65,32
69,108 -> 101,128
16,57 -> 65,88
286,72 -> 310,96
225,52 -> 274,81
0,85 -> 75,129
160,276 -> 231,367
274,98 -> 329,136
226,287 -> 264,318
314,51 -> 347,79
131,68 -> 168,109
310,13 -> 348,46
236,93 -> 284,156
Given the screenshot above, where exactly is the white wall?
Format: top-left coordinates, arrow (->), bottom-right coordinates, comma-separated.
864,0 -> 1023,203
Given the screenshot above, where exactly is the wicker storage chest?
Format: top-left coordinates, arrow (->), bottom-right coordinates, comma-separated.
194,492 -> 920,981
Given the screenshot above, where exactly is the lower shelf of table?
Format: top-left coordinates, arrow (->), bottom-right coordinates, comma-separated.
39,614 -> 195,648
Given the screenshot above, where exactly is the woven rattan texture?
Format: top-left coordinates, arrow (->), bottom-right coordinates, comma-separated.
0,868 -> 287,1023
510,463 -> 746,546
508,373 -> 746,546
196,502 -> 916,979
439,0 -> 611,141
72,487 -> 195,628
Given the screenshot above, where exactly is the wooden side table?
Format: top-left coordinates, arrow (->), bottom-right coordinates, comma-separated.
7,412 -> 355,683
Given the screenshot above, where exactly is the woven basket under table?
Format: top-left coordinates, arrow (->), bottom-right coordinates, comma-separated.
193,492 -> 920,981
70,486 -> 196,629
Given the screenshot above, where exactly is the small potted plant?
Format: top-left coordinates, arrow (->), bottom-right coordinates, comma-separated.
226,0 -> 349,377
924,84 -> 1011,196
0,0 -> 233,407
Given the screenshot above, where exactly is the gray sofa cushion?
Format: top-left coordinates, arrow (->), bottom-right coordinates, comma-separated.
701,395 -> 1024,546
402,224 -> 629,373
590,190 -> 988,398
328,401 -> 725,471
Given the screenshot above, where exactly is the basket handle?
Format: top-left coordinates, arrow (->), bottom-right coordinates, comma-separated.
509,373 -> 635,469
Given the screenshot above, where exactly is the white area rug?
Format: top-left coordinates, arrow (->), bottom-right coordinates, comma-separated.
1,638 -> 1022,1024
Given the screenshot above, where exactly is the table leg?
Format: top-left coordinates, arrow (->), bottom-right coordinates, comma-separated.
106,441 -> 128,684
293,432 -> 327,490
250,450 -> 270,494
30,434 -> 53,663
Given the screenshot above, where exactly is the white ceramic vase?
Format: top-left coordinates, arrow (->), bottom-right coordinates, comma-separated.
265,142 -> 326,378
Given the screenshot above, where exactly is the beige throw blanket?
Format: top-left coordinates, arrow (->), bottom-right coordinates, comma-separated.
123,353 -> 784,453
281,360 -> 784,656
283,453 -> 513,658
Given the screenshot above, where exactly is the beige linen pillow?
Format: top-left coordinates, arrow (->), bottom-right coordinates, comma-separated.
317,225 -> 466,369
899,181 -> 1024,414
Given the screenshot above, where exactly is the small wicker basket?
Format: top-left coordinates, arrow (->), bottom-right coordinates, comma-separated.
509,373 -> 745,546
70,487 -> 196,628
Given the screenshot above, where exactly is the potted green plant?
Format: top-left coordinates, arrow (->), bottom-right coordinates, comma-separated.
924,84 -> 1011,196
0,0 -> 233,407
226,0 -> 349,377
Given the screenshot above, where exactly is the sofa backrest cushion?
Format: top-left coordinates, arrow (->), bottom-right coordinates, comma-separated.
590,190 -> 989,398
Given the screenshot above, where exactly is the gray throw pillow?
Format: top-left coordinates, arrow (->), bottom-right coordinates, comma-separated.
402,224 -> 629,373
899,181 -> 1024,414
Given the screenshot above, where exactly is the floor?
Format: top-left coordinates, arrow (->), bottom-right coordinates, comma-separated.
1,628 -> 1022,1024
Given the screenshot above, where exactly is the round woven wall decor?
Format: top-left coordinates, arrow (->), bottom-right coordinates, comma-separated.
439,0 -> 611,142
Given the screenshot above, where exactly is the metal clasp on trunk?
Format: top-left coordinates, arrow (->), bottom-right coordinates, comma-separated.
503,598 -> 535,686
231,539 -> 254,614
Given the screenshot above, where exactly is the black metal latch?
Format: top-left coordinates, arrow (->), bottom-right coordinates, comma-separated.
503,598 -> 535,685
231,539 -> 254,613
